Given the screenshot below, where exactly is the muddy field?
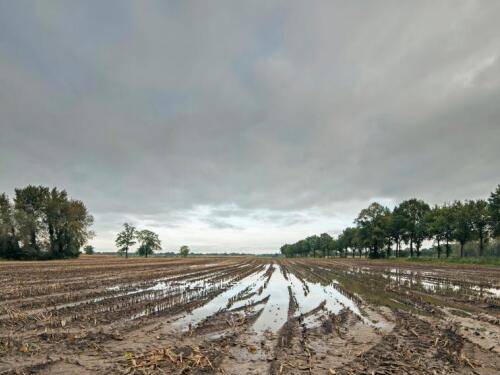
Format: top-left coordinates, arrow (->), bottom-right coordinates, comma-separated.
0,256 -> 499,374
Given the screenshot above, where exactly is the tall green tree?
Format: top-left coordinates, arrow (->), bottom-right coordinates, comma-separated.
451,201 -> 474,257
338,227 -> 358,258
427,205 -> 447,258
381,212 -> 395,257
0,193 -> 19,259
351,227 -> 364,258
280,244 -> 293,257
43,188 -> 94,259
394,199 -> 430,257
84,245 -> 95,255
298,239 -> 310,257
336,230 -> 348,257
355,202 -> 390,258
44,188 -> 68,257
306,235 -> 320,257
469,199 -> 489,256
319,233 -> 332,257
14,185 -> 49,256
328,236 -> 338,257
137,229 -> 161,258
115,223 -> 136,258
57,199 -> 94,258
439,204 -> 455,258
179,245 -> 190,257
1,186 -> 93,260
489,185 -> 500,238
386,210 -> 405,257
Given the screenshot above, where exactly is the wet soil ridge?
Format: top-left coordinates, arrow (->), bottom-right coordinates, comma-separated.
0,257 -> 498,374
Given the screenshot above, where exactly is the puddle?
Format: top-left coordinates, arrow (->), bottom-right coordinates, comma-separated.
128,269 -> 252,320
55,269 -> 228,312
381,269 -> 500,298
470,285 -> 500,298
173,267 -> 270,330
251,267 -> 291,334
171,264 -> 368,334
289,274 -> 361,317
341,265 -> 500,301
92,263 -> 381,334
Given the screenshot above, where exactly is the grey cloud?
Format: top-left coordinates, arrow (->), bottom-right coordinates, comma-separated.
201,218 -> 242,230
1,1 -> 499,251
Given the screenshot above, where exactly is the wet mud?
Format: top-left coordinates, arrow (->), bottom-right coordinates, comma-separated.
0,256 -> 498,374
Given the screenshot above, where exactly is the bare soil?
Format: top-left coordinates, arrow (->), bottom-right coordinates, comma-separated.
0,256 -> 498,374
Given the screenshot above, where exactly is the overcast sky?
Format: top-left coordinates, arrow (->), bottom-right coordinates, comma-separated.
1,1 -> 499,253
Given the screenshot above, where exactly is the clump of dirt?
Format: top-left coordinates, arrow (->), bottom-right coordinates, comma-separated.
121,345 -> 220,375
336,311 -> 467,374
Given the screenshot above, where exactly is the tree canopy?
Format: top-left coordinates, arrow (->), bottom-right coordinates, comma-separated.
136,229 -> 162,258
355,202 -> 390,258
84,245 -> 95,255
179,245 -> 190,257
115,223 -> 137,258
0,185 -> 94,260
489,185 -> 500,237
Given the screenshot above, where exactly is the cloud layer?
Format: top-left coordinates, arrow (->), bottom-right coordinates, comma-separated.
1,1 -> 499,252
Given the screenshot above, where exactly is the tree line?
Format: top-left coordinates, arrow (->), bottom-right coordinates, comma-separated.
281,185 -> 500,259
0,185 -> 94,260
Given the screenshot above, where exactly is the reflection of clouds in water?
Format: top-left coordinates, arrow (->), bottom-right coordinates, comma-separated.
130,263 -> 499,335
252,266 -> 291,333
252,266 -> 367,333
380,268 -> 500,298
174,266 -> 269,330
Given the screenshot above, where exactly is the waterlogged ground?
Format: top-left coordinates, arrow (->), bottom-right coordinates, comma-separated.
0,257 -> 499,374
